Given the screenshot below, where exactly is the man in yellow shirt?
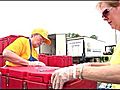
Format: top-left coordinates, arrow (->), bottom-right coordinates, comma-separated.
3,28 -> 51,66
51,0 -> 120,89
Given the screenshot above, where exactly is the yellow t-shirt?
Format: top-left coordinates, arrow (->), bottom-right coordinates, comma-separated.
110,42 -> 120,89
5,37 -> 38,66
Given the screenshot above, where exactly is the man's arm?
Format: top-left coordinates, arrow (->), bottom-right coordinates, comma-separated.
3,49 -> 29,66
84,62 -> 110,66
82,65 -> 120,84
3,49 -> 46,66
51,63 -> 120,89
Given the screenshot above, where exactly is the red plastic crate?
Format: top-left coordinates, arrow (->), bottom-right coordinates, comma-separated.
0,37 -> 8,55
63,56 -> 69,67
0,55 -> 5,67
0,66 -> 97,89
47,55 -> 73,67
38,54 -> 48,66
68,56 -> 73,66
38,54 -> 73,67
47,56 -> 57,67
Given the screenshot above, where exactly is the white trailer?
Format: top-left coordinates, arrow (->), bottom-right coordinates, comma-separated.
67,37 -> 105,63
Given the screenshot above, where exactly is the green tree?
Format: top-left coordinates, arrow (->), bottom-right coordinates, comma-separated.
66,33 -> 71,37
90,35 -> 98,40
67,33 -> 80,38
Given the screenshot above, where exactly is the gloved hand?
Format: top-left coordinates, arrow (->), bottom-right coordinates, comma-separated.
28,61 -> 46,66
51,64 -> 84,89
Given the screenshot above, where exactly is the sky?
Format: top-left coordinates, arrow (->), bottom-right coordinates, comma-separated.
0,1 -> 120,45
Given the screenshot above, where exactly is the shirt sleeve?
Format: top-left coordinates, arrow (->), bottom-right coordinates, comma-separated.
5,37 -> 25,56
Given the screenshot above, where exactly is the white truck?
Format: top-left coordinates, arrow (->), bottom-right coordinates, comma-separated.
67,36 -> 105,63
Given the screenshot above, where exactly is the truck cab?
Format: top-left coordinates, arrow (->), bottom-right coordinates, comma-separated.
101,45 -> 116,62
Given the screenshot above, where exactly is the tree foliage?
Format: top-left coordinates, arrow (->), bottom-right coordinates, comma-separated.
67,33 -> 98,40
66,33 -> 80,38
90,35 -> 98,40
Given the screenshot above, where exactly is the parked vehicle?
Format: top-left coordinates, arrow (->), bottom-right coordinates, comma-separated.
101,45 -> 116,62
67,36 -> 105,63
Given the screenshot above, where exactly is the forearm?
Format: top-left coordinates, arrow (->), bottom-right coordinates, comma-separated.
3,49 -> 29,66
82,65 -> 120,84
4,57 -> 29,66
90,62 -> 110,66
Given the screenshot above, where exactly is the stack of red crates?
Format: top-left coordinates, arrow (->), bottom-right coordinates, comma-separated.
0,37 -> 8,67
38,54 -> 73,67
0,66 -> 97,89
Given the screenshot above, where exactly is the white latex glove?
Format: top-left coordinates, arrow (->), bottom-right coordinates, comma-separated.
28,61 -> 46,66
51,64 -> 84,89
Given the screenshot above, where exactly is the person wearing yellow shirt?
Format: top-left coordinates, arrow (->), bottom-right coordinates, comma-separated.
51,0 -> 120,89
2,28 -> 51,67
